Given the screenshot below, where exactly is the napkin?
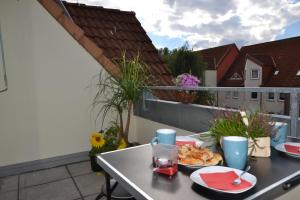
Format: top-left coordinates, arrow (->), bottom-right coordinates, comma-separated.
176,141 -> 196,146
284,144 -> 300,155
200,171 -> 252,191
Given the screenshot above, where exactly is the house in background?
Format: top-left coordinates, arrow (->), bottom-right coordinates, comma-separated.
0,0 -> 173,170
218,36 -> 300,114
196,44 -> 239,87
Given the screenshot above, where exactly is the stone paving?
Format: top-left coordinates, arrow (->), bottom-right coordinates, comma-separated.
0,161 -> 105,200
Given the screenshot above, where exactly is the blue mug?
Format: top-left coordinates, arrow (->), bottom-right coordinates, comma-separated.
223,136 -> 248,170
151,129 -> 176,145
271,122 -> 288,147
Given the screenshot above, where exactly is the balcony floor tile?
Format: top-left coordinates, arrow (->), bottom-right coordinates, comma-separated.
19,166 -> 70,188
19,178 -> 80,200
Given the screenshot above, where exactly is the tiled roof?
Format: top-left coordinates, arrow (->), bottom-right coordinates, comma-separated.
219,36 -> 300,87
38,0 -> 174,100
247,54 -> 275,67
196,44 -> 237,70
63,2 -> 172,82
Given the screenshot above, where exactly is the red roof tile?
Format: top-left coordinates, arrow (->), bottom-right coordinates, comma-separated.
39,0 -> 176,102
39,0 -> 173,88
196,44 -> 238,70
219,36 -> 300,87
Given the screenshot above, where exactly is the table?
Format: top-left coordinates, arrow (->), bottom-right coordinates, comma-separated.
97,144 -> 300,200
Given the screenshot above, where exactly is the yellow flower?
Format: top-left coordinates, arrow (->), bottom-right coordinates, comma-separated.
117,138 -> 127,150
90,132 -> 105,148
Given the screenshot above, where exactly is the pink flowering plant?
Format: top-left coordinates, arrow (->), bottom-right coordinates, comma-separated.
175,73 -> 201,87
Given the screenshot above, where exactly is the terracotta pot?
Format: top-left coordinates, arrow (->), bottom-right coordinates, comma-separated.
175,91 -> 197,104
248,137 -> 271,157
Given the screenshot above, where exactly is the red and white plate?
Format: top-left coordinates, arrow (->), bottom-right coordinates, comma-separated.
275,142 -> 300,158
190,166 -> 257,194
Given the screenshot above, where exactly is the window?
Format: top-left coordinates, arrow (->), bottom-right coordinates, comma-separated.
251,69 -> 259,79
233,91 -> 239,99
251,92 -> 258,100
279,93 -> 285,101
225,91 -> 231,99
0,25 -> 8,93
268,92 -> 274,100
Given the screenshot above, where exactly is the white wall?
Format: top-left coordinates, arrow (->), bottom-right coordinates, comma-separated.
218,91 -> 284,114
244,59 -> 262,87
204,70 -> 217,86
0,0 -> 120,166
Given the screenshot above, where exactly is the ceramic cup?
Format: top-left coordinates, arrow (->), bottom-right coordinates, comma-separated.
151,129 -> 176,145
271,122 -> 288,147
223,136 -> 248,170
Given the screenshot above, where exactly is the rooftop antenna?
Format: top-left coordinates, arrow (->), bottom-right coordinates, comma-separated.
271,56 -> 277,68
57,0 -> 73,21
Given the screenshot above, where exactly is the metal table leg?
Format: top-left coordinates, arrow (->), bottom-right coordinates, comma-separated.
105,172 -> 111,200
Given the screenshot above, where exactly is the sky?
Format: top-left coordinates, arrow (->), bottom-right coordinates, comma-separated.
66,0 -> 300,50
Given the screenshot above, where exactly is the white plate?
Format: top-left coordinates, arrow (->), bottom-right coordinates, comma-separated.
190,166 -> 257,194
176,136 -> 214,168
275,142 -> 300,158
176,136 -> 204,147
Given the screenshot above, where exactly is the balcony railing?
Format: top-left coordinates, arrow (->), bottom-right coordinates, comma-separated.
136,86 -> 300,140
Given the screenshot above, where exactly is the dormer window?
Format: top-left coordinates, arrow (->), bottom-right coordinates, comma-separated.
296,70 -> 300,76
230,72 -> 242,80
251,69 -> 259,79
274,70 -> 279,75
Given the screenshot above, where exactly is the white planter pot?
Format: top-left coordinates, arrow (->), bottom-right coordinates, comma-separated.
248,137 -> 271,157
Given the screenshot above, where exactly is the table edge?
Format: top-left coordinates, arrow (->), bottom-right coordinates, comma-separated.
244,170 -> 300,200
97,136 -> 300,200
97,154 -> 154,200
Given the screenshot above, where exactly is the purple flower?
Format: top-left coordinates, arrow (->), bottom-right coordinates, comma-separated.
175,73 -> 201,87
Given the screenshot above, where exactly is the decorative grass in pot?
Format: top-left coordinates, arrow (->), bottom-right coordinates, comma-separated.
209,110 -> 276,157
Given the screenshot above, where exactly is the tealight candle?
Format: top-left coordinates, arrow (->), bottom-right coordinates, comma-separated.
158,158 -> 169,166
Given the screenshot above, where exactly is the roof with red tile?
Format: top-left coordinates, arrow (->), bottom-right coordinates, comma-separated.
38,0 -> 175,100
219,36 -> 300,87
196,44 -> 238,70
63,2 -> 172,83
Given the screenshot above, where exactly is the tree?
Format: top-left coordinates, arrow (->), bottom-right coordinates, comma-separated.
159,43 -> 207,81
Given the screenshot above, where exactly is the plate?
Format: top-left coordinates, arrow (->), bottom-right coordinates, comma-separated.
190,166 -> 257,194
275,142 -> 300,158
176,136 -> 204,147
176,138 -> 223,168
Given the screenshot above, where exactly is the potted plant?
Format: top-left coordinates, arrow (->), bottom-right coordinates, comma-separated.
174,73 -> 201,103
93,52 -> 150,146
89,123 -> 126,172
209,110 -> 276,157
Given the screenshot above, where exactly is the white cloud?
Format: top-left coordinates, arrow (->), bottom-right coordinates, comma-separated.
66,0 -> 300,49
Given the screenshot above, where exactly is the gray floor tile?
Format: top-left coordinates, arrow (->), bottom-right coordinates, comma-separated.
67,161 -> 93,177
275,185 -> 300,200
19,166 -> 69,188
0,175 -> 18,193
83,193 -> 99,200
19,178 -> 80,200
74,173 -> 105,196
0,190 -> 18,200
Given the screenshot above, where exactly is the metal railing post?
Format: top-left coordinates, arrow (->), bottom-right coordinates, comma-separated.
142,90 -> 149,111
289,92 -> 298,138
